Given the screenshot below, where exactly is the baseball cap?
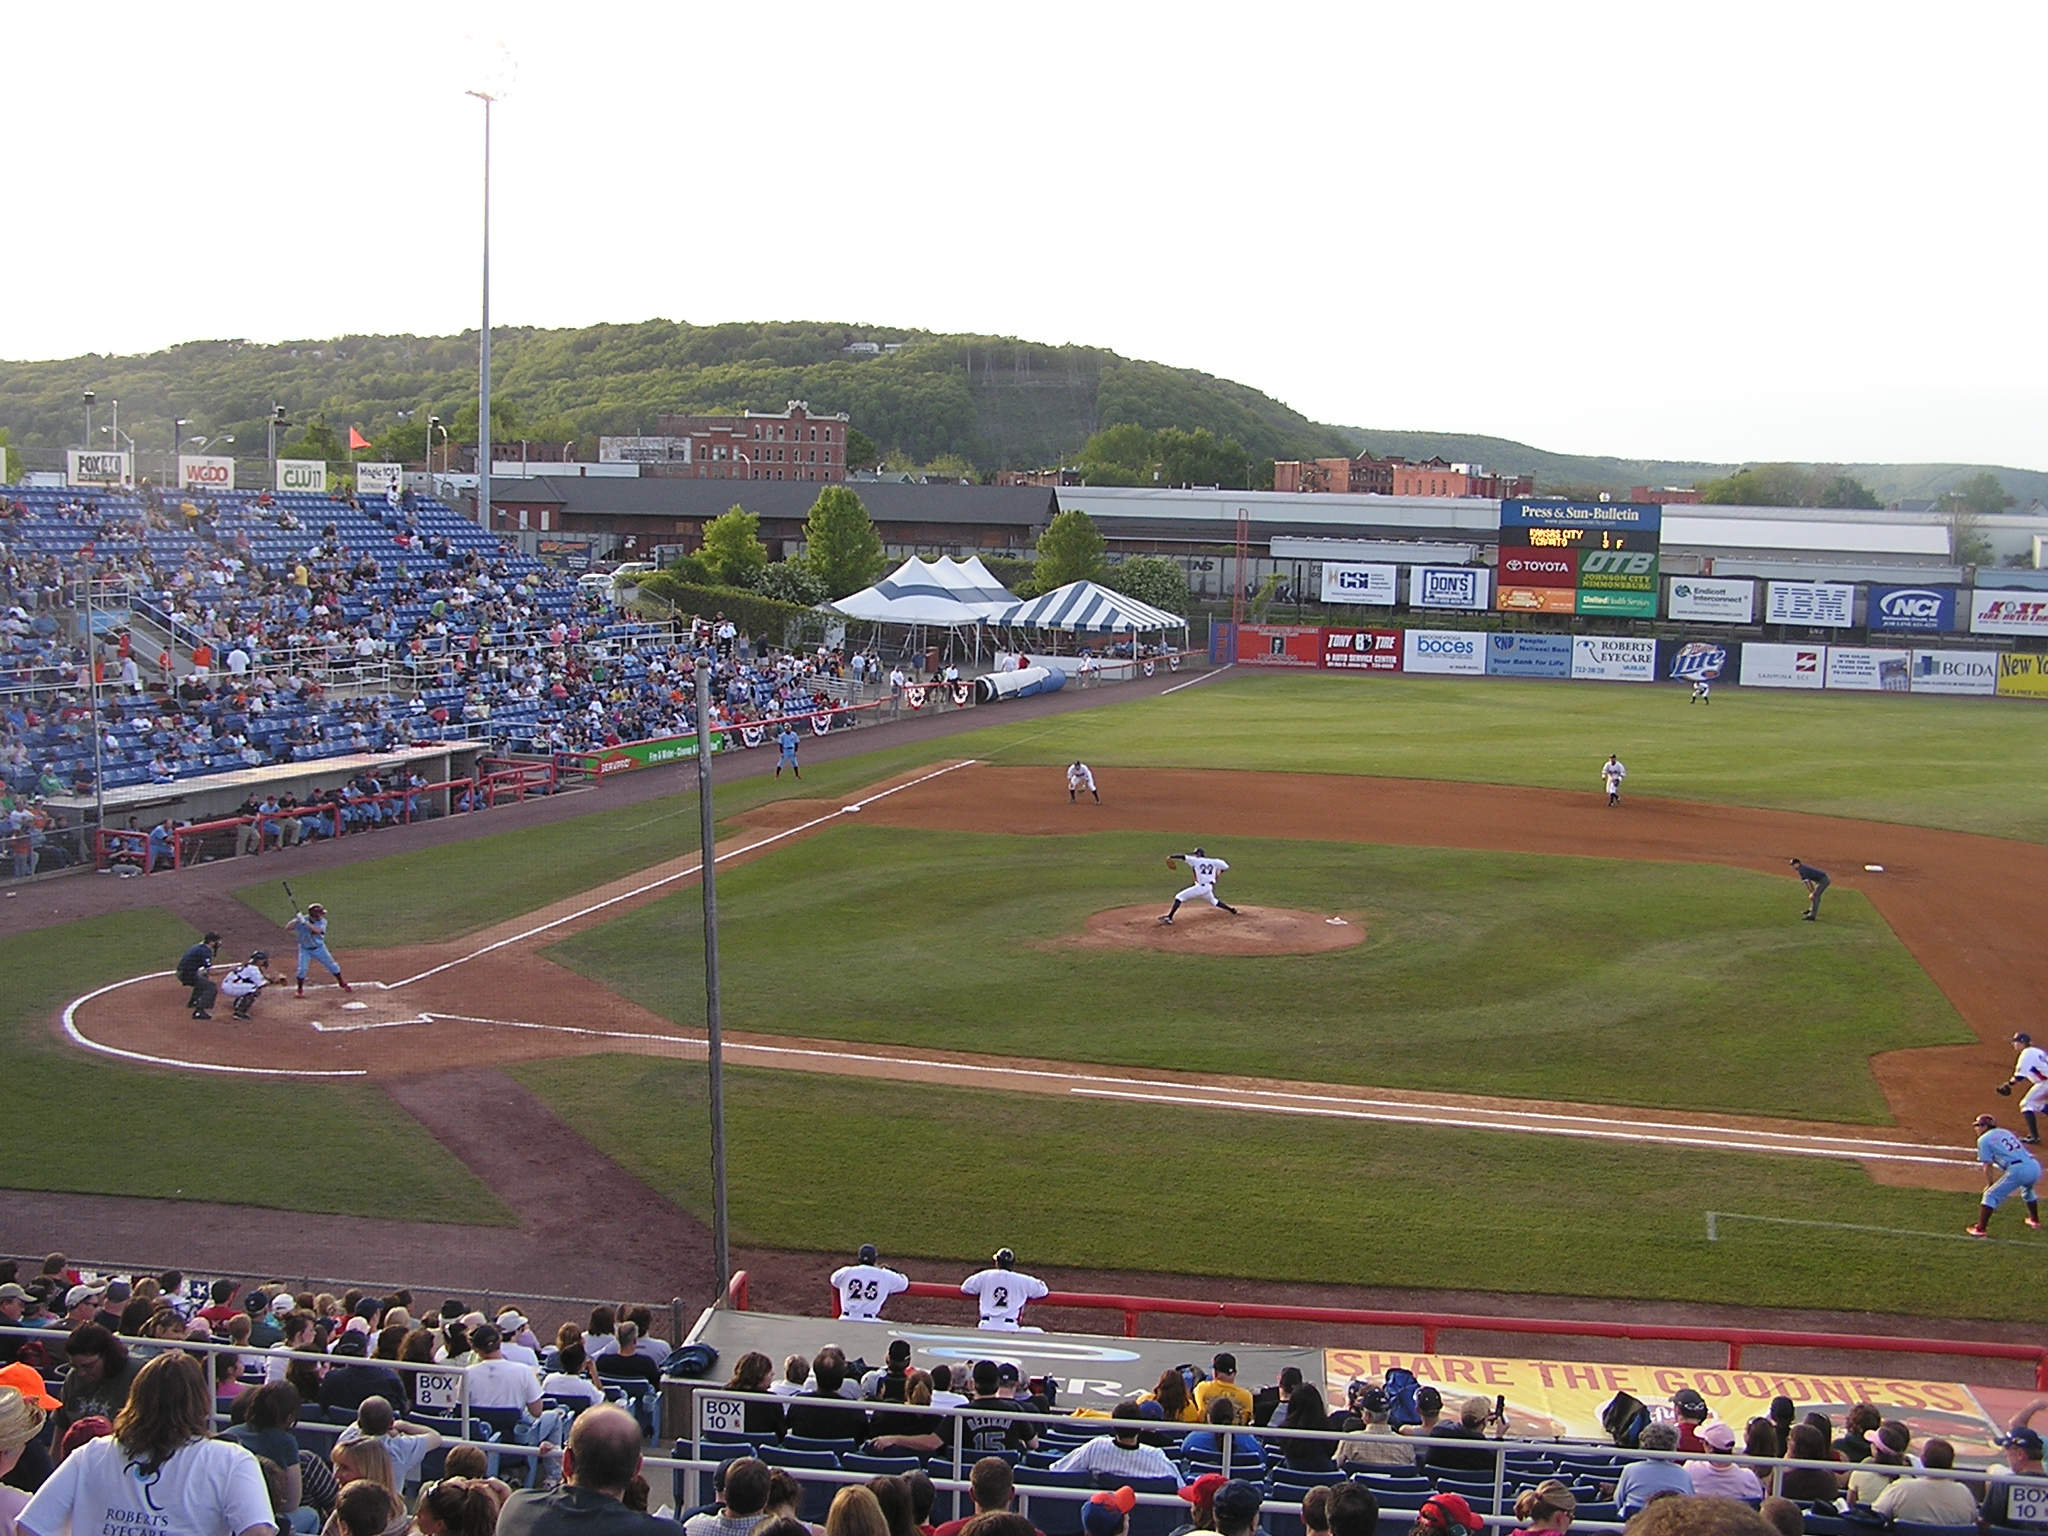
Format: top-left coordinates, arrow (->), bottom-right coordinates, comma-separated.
1419,1494 -> 1484,1533
65,1284 -> 104,1310
0,1284 -> 28,1303
496,1310 -> 528,1332
270,1293 -> 296,1315
0,1362 -> 60,1411
2002,1428 -> 2045,1456
1701,1422 -> 1737,1451
1672,1387 -> 1709,1418
1978,1114 -> 2000,1128
1178,1474 -> 1229,1507
1213,1482 -> 1262,1523
859,1244 -> 878,1265
1082,1487 -> 1137,1536
997,1363 -> 1021,1383
1359,1385 -> 1391,1414
104,1280 -> 131,1304
1417,1386 -> 1443,1414
2016,1033 -> 2034,1045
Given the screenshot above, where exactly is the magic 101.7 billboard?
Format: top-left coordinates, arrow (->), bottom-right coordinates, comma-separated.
1497,500 -> 1662,619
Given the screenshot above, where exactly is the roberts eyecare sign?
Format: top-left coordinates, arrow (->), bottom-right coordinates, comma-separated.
1499,499 -> 1661,618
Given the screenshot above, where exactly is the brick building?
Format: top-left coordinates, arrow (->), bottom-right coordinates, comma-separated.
1388,457 -> 1533,499
1273,454 -> 1396,495
599,400 -> 850,482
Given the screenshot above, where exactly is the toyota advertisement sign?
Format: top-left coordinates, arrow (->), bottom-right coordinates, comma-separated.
1868,586 -> 1958,634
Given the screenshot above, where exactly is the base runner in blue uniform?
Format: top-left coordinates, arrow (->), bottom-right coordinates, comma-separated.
1968,1113 -> 2042,1237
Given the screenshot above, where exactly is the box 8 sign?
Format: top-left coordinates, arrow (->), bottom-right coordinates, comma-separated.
1322,628 -> 1402,670
1318,562 -> 1398,606
1235,624 -> 1324,667
276,459 -> 328,493
66,450 -> 133,488
1409,566 -> 1490,611
356,462 -> 404,497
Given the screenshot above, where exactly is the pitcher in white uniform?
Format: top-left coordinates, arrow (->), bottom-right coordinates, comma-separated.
1160,847 -> 1239,925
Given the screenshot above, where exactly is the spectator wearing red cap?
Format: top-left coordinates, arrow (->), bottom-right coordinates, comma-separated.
1081,1489 -> 1134,1536
1170,1474 -> 1228,1536
1409,1493 -> 1483,1536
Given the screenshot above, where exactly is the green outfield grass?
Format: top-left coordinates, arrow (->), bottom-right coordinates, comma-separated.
512,1057 -> 2045,1323
546,826 -> 1965,1122
2,910 -> 513,1224
956,672 -> 2048,843
233,672 -> 2048,948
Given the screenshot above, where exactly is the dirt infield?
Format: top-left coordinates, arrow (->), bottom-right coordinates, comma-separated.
60,761 -> 2045,1189
1041,903 -> 1366,955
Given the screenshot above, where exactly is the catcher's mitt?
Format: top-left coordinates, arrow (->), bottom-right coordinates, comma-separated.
1998,1083 -> 2014,1096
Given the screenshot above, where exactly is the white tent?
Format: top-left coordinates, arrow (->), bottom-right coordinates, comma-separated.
988,579 -> 1186,636
831,557 -> 1016,625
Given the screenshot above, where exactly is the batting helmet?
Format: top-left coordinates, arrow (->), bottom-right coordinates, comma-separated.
307,903 -> 325,916
1977,1114 -> 1999,1129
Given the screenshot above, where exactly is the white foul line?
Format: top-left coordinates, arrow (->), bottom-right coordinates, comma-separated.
1160,664 -> 1231,696
1707,1210 -> 2045,1250
385,759 -> 980,988
1065,1088 -> 1974,1167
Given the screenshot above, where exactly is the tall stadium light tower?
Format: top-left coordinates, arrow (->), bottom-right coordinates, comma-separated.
693,657 -> 732,1294
468,88 -> 496,532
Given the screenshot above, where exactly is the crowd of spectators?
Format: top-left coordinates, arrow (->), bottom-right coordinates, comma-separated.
6,1251 -> 2044,1536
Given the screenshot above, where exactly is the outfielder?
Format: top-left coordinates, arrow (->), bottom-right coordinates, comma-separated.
1690,678 -> 1711,705
1789,857 -> 1830,921
1160,847 -> 1237,924
288,904 -> 352,996
1601,755 -> 1627,806
1998,1032 -> 2048,1145
1067,761 -> 1099,803
1968,1113 -> 2042,1237
219,950 -> 274,1021
775,724 -> 801,780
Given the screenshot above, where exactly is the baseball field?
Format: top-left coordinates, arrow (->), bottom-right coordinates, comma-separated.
17,670 -> 2048,1321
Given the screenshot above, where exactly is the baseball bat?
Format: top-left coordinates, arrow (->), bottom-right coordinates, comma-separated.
282,879 -> 297,908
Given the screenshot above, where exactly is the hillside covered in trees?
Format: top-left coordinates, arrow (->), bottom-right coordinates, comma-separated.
2,317 -> 2042,503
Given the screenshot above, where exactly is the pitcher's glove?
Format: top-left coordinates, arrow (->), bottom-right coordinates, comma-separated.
1998,1083 -> 2014,1096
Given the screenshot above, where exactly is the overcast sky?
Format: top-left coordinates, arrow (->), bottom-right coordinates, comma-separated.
7,2 -> 2043,470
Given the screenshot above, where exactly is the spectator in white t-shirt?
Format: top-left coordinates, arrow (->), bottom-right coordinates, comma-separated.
20,1352 -> 275,1536
1685,1421 -> 1764,1499
582,1307 -> 620,1360
465,1326 -> 543,1415
541,1342 -> 606,1406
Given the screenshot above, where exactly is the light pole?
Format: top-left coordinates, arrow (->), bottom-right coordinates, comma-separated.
172,418 -> 188,486
693,657 -> 732,1295
81,389 -> 95,451
266,404 -> 289,488
428,416 -> 445,487
467,89 -> 495,531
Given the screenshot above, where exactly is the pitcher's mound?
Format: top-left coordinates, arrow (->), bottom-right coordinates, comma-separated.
1047,905 -> 1366,956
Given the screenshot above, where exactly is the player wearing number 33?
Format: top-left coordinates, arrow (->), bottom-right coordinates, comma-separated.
1160,848 -> 1238,925
960,1247 -> 1049,1331
1967,1114 -> 2042,1238
831,1243 -> 910,1321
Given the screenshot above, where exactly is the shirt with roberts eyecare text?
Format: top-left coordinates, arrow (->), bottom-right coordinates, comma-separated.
958,1267 -> 1048,1329
21,1433 -> 275,1536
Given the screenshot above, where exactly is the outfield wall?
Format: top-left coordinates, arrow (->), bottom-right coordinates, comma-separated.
1213,623 -> 2048,700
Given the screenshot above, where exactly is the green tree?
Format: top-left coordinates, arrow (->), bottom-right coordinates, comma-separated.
284,419 -> 345,463
1700,463 -> 1880,509
759,559 -> 827,606
1031,508 -> 1107,592
846,427 -> 879,472
1105,556 -> 1189,615
802,486 -> 886,598
1815,473 -> 1881,509
376,418 -> 429,464
1950,471 -> 2015,518
698,505 -> 769,588
1076,423 -> 1155,485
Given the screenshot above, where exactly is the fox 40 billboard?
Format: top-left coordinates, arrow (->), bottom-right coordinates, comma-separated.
67,450 -> 133,488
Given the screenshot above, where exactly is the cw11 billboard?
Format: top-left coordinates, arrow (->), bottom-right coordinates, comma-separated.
1498,500 -> 1661,617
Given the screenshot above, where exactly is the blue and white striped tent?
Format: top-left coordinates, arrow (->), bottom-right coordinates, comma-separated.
988,580 -> 1186,636
832,556 -> 1017,625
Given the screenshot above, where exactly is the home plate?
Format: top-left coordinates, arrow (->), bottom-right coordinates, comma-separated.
342,1001 -> 369,1010
1325,917 -> 1350,926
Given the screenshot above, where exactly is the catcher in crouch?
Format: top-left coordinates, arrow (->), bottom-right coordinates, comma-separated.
1160,847 -> 1238,924
219,949 -> 276,1020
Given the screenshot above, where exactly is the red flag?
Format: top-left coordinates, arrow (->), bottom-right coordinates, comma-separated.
347,427 -> 372,451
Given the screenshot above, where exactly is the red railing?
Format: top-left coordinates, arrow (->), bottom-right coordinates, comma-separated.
95,777 -> 480,873
829,1281 -> 2048,1389
477,759 -> 558,805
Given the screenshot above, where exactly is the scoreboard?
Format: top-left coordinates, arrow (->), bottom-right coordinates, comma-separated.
1498,500 -> 1662,618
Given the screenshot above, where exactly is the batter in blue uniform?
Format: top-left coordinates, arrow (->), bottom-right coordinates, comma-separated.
288,903 -> 353,997
1968,1113 -> 2042,1237
775,725 -> 801,780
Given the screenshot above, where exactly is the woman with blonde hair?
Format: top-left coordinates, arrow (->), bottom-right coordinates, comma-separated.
323,1439 -> 406,1536
18,1352 -> 273,1536
1512,1481 -> 1576,1536
825,1484 -> 890,1536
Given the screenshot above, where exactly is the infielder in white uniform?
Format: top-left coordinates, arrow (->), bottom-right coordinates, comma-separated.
1601,755 -> 1627,806
831,1243 -> 910,1321
1998,1031 -> 2048,1145
959,1247 -> 1048,1331
1067,762 -> 1099,803
1160,847 -> 1238,924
